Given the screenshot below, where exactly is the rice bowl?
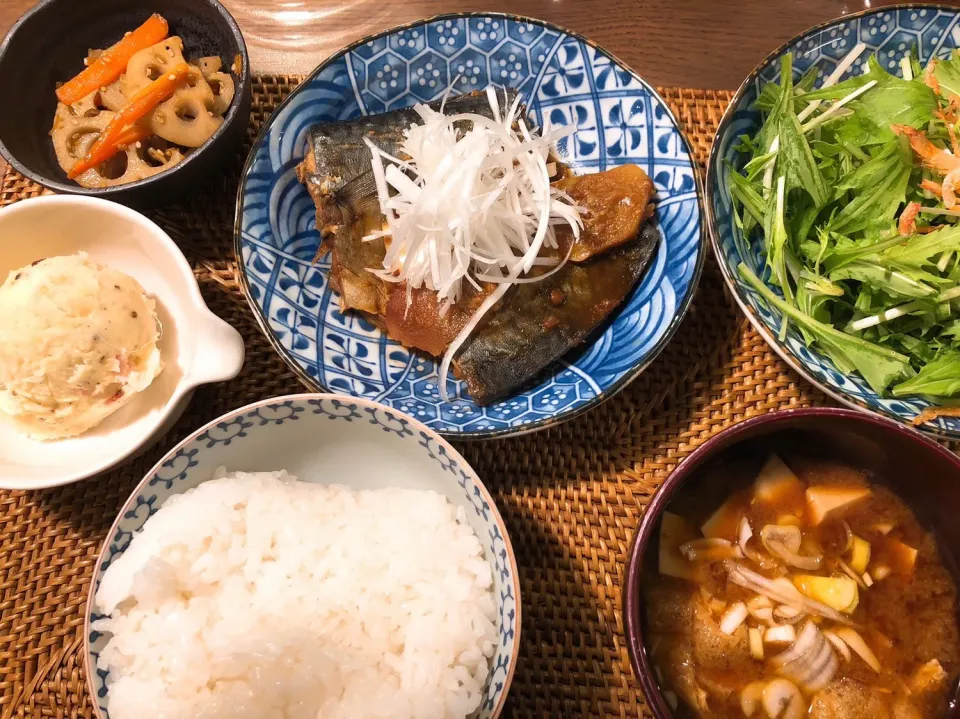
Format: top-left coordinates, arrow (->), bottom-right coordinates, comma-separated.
94,470 -> 497,718
86,394 -> 519,719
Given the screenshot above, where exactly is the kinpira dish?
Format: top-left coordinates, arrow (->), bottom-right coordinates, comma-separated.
50,14 -> 236,188
646,452 -> 960,718
297,88 -> 659,405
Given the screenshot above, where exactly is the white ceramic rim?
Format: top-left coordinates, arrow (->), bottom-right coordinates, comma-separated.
0,195 -> 244,490
83,391 -> 522,719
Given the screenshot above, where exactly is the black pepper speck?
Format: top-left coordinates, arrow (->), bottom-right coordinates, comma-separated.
131,311 -> 138,318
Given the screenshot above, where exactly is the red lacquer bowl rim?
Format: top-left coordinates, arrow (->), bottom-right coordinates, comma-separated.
623,406 -> 960,717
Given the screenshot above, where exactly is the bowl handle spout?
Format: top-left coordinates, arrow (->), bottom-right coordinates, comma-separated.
189,310 -> 245,386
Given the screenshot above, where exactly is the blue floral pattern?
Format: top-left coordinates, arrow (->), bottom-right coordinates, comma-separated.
708,7 -> 960,439
236,13 -> 703,438
86,395 -> 519,719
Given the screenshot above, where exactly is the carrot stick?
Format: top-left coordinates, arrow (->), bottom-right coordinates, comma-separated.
68,63 -> 189,179
113,123 -> 152,149
56,14 -> 169,106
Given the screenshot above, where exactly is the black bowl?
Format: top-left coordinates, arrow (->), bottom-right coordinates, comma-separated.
0,0 -> 251,206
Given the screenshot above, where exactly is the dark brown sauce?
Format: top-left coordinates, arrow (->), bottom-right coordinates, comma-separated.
645,455 -> 960,719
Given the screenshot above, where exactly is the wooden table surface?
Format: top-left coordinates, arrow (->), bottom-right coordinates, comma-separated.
0,0 -> 958,174
4,0 -> 960,90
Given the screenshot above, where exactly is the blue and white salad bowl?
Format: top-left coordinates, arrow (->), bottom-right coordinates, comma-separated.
235,13 -> 704,439
84,394 -> 520,719
707,4 -> 960,439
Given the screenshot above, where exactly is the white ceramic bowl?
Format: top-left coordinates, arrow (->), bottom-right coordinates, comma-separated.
86,393 -> 520,719
0,195 -> 244,490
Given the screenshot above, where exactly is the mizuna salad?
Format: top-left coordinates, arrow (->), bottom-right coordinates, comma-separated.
729,44 -> 960,425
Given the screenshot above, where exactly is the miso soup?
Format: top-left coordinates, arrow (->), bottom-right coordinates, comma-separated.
645,454 -> 960,718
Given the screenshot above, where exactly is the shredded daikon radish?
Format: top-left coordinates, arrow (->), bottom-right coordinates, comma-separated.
364,87 -> 584,401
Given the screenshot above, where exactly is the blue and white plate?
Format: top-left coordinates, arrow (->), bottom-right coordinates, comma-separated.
707,5 -> 960,440
235,13 -> 704,438
85,394 -> 520,719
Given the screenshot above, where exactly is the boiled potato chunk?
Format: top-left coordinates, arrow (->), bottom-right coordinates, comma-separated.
793,574 -> 859,613
701,499 -> 741,540
754,454 -> 804,507
849,536 -> 871,575
806,485 -> 871,525
659,512 -> 700,580
886,538 -> 918,576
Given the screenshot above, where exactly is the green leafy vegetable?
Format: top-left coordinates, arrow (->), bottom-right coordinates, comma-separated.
933,50 -> 960,101
778,112 -> 828,206
828,260 -> 939,299
726,47 -> 960,411
802,56 -> 937,143
891,350 -> 960,397
880,224 -> 960,268
739,263 -> 915,393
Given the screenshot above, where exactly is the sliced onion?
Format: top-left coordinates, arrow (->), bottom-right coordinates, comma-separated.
770,576 -> 801,598
720,601 -> 749,635
824,629 -> 852,661
762,679 -> 805,719
680,538 -> 743,562
744,544 -> 782,571
365,92 -> 584,403
785,554 -> 823,571
774,604 -> 802,618
739,517 -> 753,553
804,640 -> 839,693
761,524 -> 802,553
774,621 -> 838,693
761,524 -> 822,570
835,559 -> 868,590
747,596 -> 775,625
840,520 -> 854,552
748,595 -> 774,611
753,606 -> 775,625
771,622 -> 821,669
765,624 -> 797,645
749,627 -> 765,660
835,628 -> 881,672
773,605 -> 806,624
724,562 -> 854,625
741,681 -> 766,717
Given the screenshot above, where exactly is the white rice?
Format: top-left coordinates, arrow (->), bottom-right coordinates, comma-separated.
94,469 -> 498,719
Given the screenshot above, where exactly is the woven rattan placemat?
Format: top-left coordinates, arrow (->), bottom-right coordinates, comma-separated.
0,78 -> 888,718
